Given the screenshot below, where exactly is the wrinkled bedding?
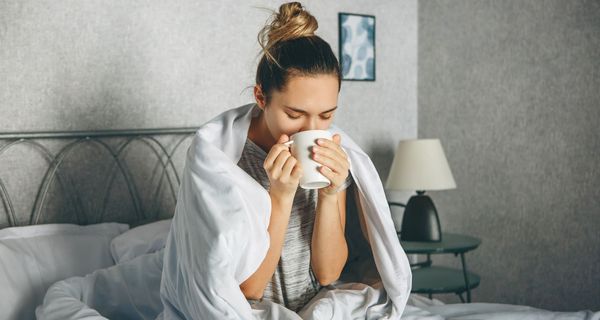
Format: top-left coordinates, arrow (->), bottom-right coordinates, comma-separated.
35,104 -> 600,319
157,104 -> 412,319
36,249 -> 599,320
38,103 -> 415,319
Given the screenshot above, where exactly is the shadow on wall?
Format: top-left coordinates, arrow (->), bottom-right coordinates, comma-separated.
366,143 -> 396,183
46,43 -> 151,131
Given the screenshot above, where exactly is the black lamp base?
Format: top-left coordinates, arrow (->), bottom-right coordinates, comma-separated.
400,191 -> 442,242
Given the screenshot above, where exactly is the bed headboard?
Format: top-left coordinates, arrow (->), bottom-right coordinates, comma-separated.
0,128 -> 197,229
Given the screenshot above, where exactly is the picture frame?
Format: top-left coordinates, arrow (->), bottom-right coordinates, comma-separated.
338,12 -> 376,81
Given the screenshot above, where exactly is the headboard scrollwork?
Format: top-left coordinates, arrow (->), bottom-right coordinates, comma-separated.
0,128 -> 197,229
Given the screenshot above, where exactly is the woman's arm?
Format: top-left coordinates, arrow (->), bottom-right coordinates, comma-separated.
239,194 -> 293,300
239,134 -> 301,300
310,134 -> 350,286
311,189 -> 348,286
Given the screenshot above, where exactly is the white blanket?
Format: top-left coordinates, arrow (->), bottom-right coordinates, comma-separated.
37,103 -> 413,319
36,105 -> 600,320
159,103 -> 412,319
35,103 -> 599,319
36,249 -> 599,319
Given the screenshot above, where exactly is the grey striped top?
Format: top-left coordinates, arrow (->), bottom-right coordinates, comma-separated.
237,138 -> 351,312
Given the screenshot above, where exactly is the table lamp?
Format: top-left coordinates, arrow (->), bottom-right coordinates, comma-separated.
386,139 -> 456,242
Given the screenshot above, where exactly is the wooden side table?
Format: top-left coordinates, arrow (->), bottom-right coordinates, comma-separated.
400,232 -> 482,303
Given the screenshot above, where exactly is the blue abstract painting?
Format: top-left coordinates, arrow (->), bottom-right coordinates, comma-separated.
339,13 -> 375,81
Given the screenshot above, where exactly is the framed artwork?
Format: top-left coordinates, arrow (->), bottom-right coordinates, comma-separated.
338,12 -> 376,81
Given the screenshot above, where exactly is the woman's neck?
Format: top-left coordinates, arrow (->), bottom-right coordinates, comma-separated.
248,111 -> 276,153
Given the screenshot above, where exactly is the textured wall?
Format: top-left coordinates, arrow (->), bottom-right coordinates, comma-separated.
0,0 -> 417,179
419,0 -> 600,311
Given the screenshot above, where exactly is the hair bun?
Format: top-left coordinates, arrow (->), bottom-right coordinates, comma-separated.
272,2 -> 318,40
258,2 -> 318,61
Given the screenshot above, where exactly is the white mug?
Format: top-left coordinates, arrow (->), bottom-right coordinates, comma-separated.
290,130 -> 333,189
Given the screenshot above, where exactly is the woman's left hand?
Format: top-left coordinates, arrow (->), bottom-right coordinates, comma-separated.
312,134 -> 350,197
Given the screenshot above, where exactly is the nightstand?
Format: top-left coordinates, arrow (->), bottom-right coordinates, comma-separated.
400,232 -> 481,303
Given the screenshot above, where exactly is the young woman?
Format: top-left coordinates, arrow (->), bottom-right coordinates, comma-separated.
238,2 -> 352,312
34,3 -> 410,319
159,2 -> 411,319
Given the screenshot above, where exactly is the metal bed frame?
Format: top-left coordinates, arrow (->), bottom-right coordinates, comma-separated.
0,128 -> 198,229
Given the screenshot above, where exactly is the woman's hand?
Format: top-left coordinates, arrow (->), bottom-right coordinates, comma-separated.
264,134 -> 303,202
312,134 -> 350,197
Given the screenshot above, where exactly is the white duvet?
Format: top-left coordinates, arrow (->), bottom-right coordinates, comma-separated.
35,248 -> 599,320
38,103 -> 412,319
158,103 -> 412,319
35,104 -> 599,320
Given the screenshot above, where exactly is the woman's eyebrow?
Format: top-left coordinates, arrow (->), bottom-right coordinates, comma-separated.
285,106 -> 338,114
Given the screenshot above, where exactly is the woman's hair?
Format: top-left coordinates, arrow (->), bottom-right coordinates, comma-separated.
256,2 -> 341,104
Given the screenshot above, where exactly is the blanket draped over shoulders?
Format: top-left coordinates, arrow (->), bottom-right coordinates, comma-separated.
160,103 -> 412,319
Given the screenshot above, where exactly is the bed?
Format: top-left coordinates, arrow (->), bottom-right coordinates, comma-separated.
0,128 -> 598,320
0,128 -> 194,320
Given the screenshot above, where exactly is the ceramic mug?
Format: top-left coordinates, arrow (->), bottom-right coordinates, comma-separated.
289,130 -> 333,189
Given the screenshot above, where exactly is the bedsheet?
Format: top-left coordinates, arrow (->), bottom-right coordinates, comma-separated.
36,249 -> 599,320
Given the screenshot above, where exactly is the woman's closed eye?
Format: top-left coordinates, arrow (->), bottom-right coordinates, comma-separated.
285,112 -> 334,120
286,113 -> 302,119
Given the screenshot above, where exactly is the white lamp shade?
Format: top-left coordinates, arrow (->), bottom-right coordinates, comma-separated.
386,139 -> 456,191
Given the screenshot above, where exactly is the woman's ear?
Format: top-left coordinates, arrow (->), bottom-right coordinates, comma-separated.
254,85 -> 266,110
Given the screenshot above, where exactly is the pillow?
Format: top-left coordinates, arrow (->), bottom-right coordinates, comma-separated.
110,219 -> 171,264
0,222 -> 129,320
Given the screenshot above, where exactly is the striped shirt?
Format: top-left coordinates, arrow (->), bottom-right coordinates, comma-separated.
237,138 -> 351,312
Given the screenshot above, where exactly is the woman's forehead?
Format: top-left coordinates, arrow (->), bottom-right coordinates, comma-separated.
274,74 -> 339,112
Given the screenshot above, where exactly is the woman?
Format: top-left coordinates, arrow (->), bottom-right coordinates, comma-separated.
238,2 -> 352,312
159,2 -> 411,319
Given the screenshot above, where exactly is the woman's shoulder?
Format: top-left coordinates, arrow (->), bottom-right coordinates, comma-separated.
196,103 -> 256,134
190,103 -> 256,160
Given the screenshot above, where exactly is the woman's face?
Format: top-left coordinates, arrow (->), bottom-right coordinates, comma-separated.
255,74 -> 340,141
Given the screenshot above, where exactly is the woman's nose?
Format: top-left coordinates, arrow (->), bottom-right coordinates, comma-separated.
301,117 -> 319,131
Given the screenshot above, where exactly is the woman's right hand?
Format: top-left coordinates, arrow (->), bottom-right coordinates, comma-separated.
263,134 -> 302,202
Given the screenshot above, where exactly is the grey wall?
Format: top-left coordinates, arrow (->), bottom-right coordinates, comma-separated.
0,0 -> 417,173
419,0 -> 600,311
0,0 -> 417,235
